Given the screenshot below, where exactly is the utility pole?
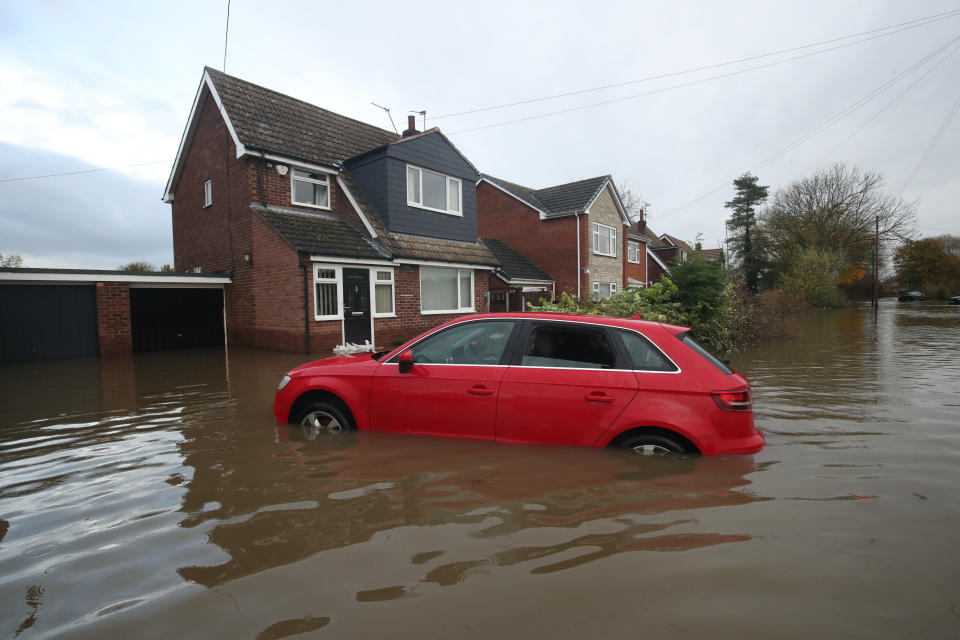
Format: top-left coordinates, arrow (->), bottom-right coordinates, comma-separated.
873,215 -> 879,308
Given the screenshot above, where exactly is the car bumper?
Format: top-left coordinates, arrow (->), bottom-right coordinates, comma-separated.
707,430 -> 765,455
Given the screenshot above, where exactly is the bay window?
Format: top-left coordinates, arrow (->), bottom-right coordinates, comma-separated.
420,266 -> 474,313
407,165 -> 462,215
594,223 -> 617,257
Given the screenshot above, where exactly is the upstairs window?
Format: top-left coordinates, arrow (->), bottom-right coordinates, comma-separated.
593,223 -> 617,257
407,165 -> 462,216
628,241 -> 641,263
203,179 -> 213,207
292,169 -> 330,209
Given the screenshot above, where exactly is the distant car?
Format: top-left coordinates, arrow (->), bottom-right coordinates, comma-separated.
273,313 -> 764,456
898,290 -> 926,301
950,295 -> 960,305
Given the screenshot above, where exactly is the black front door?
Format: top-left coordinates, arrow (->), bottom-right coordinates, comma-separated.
342,268 -> 371,345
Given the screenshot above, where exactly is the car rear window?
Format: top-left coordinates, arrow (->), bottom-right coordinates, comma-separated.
678,332 -> 733,374
616,330 -> 678,372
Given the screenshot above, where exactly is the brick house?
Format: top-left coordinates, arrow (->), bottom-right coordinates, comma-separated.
476,174 -> 636,300
164,68 -> 501,353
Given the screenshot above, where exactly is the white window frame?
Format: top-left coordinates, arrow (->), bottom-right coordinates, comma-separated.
628,241 -> 641,264
291,169 -> 331,210
203,179 -> 213,207
592,282 -> 617,300
420,267 -> 475,314
372,267 -> 396,318
593,222 -> 617,257
406,164 -> 463,216
313,265 -> 343,321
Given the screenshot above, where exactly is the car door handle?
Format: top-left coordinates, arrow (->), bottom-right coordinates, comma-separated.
468,385 -> 495,396
584,392 -> 615,404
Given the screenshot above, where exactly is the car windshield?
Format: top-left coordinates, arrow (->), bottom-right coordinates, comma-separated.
678,332 -> 732,374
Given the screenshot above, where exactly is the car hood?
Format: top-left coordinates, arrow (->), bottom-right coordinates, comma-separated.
289,352 -> 382,376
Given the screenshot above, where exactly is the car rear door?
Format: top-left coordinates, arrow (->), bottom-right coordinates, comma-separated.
370,320 -> 519,440
495,320 -> 638,446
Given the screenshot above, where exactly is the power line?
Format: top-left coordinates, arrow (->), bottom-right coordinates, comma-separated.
901,89 -> 960,190
656,33 -> 960,217
808,41 -> 960,171
435,8 -> 960,122
449,21 -> 960,136
0,160 -> 171,183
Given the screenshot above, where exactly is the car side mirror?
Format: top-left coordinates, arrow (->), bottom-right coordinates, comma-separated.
398,349 -> 414,374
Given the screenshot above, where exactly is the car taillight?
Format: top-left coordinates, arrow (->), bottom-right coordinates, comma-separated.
712,388 -> 752,412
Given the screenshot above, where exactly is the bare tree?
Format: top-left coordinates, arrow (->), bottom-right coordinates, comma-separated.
933,234 -> 960,258
760,163 -> 916,272
616,179 -> 649,223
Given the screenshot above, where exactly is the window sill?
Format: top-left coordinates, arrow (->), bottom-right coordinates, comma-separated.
627,259 -> 641,264
314,315 -> 343,322
292,200 -> 332,211
407,202 -> 463,217
203,203 -> 212,208
593,251 -> 617,258
420,308 -> 475,316
373,313 -> 398,319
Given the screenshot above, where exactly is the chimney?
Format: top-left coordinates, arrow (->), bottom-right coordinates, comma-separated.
402,115 -> 419,137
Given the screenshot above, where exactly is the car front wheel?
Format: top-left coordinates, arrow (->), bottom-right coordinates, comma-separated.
618,434 -> 688,456
294,402 -> 353,440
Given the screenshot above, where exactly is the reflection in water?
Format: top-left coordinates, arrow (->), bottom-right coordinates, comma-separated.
1,302 -> 959,638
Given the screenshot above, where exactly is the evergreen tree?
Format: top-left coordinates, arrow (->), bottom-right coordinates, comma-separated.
724,172 -> 768,293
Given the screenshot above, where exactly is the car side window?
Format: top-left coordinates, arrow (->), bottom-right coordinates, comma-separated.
520,325 -> 615,369
410,321 -> 516,365
617,330 -> 678,372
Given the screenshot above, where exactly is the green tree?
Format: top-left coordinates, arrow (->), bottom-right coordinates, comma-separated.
724,172 -> 768,293
894,238 -> 960,296
0,253 -> 24,267
119,261 -> 157,271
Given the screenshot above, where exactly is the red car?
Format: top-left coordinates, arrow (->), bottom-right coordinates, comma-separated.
273,313 -> 764,456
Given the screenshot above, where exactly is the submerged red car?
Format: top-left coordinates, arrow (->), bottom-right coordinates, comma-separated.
273,313 -> 764,455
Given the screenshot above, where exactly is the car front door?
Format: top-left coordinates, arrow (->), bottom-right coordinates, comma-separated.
495,321 -> 638,446
370,320 -> 519,440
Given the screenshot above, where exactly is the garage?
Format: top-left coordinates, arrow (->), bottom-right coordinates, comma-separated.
130,287 -> 225,352
0,284 -> 99,362
0,268 -> 231,362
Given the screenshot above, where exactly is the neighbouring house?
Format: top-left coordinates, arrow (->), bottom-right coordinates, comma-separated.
477,174 -> 634,301
482,238 -> 555,311
164,67 -> 500,353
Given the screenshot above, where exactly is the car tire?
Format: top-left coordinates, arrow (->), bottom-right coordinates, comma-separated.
294,402 -> 353,440
618,433 -> 688,456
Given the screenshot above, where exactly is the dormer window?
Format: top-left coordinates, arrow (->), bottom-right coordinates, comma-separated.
406,165 -> 461,216
291,169 -> 330,209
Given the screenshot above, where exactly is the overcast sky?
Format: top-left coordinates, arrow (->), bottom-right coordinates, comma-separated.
1,0 -> 958,268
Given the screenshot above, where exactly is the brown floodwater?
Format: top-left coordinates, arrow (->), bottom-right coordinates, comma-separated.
1,300 -> 959,638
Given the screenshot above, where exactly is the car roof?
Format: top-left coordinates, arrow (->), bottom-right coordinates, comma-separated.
451,312 -> 689,334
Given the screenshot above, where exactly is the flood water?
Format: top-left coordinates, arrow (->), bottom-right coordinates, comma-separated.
1,300 -> 959,638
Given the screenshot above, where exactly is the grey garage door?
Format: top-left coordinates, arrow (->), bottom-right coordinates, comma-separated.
0,284 -> 99,363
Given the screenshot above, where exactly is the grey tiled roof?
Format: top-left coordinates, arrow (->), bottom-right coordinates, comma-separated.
481,174 -> 611,216
252,205 -> 388,259
206,67 -> 398,166
481,238 -> 553,282
380,233 -> 498,266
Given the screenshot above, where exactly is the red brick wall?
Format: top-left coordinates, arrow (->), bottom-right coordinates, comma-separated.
95,282 -> 132,356
256,161 -> 371,232
624,237 -> 648,286
477,182 -> 579,297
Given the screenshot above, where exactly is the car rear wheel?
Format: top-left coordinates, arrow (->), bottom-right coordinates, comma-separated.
294,402 -> 353,440
619,434 -> 688,456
